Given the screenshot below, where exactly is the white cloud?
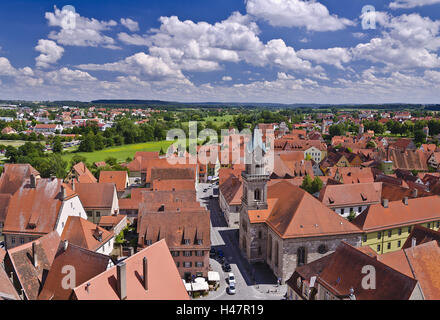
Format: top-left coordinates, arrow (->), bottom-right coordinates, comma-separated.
35,39 -> 64,68
139,12 -> 322,75
390,0 -> 440,9
76,52 -> 190,84
222,76 -> 232,81
45,6 -> 118,48
297,47 -> 352,69
245,0 -> 354,31
0,57 -> 18,76
117,32 -> 150,46
120,18 -> 139,32
45,67 -> 97,84
352,13 -> 440,70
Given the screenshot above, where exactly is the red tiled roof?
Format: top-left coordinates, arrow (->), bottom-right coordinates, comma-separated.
61,217 -> 114,252
3,179 -> 76,236
72,240 -> 189,300
317,242 -> 417,300
250,181 -> 361,239
319,182 -> 382,208
0,164 -> 40,195
71,162 -> 97,184
74,183 -> 116,209
99,171 -> 128,192
38,243 -> 111,300
6,232 -> 61,300
352,196 -> 440,232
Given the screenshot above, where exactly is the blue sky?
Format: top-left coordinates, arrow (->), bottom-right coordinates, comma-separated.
0,0 -> 440,104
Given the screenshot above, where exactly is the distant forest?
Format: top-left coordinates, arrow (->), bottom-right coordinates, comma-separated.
1,99 -> 439,111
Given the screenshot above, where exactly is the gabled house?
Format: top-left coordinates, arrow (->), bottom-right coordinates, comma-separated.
99,171 -> 129,196
2,177 -> 88,249
74,183 -> 119,224
65,162 -> 97,184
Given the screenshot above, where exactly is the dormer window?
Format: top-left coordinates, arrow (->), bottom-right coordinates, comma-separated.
184,239 -> 190,245
145,239 -> 152,246
196,239 -> 203,245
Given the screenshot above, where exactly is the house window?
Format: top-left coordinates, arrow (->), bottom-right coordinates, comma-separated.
363,235 -> 367,242
184,262 -> 192,268
387,242 -> 391,250
397,240 -> 401,247
377,232 -> 382,240
171,251 -> 180,257
254,189 -> 261,201
398,228 -> 402,235
86,211 -> 92,217
196,239 -> 203,245
408,227 -> 411,233
11,237 -> 15,244
437,222 -> 440,229
176,262 -> 180,268
96,212 -> 101,217
388,230 -> 392,237
318,244 -> 328,254
184,239 -> 190,245
196,251 -> 203,257
20,237 -> 24,244
359,207 -> 362,213
145,239 -> 152,246
428,223 -> 431,229
377,244 -> 381,252
195,262 -> 204,268
258,231 -> 262,239
183,251 -> 192,257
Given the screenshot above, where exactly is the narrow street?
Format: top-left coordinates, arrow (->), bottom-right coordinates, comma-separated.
196,183 -> 287,300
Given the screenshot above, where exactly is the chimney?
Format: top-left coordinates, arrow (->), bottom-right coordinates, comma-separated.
61,185 -> 67,200
30,174 -> 36,188
412,189 -> 418,198
411,237 -> 417,248
63,240 -> 69,251
143,257 -> 148,291
382,199 -> 389,208
32,242 -> 38,267
117,262 -> 127,300
403,197 -> 408,205
159,204 -> 165,212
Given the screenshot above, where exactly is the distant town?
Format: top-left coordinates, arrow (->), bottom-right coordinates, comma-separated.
1,101 -> 440,300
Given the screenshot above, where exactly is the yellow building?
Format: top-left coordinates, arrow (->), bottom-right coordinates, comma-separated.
352,196 -> 440,254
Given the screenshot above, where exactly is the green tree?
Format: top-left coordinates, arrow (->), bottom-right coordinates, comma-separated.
52,136 -> 63,153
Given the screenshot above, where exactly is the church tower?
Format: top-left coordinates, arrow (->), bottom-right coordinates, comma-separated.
241,128 -> 270,211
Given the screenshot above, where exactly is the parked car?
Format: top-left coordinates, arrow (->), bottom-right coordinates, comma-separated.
222,262 -> 231,272
228,283 -> 236,295
209,248 -> 216,258
228,273 -> 236,284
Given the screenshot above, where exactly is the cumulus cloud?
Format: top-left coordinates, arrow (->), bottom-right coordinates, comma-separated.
297,47 -> 352,69
120,18 -> 139,32
222,76 -> 232,81
76,52 -> 190,84
390,0 -> 440,9
35,39 -> 64,68
352,13 -> 440,70
45,67 -> 97,84
45,6 -> 118,48
245,0 -> 354,31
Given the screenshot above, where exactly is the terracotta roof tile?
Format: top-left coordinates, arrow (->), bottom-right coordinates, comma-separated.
38,243 -> 111,300
74,183 -> 116,209
319,182 -> 382,208
3,179 -> 76,236
0,264 -> 20,300
99,171 -> 128,192
317,242 -> 417,300
253,181 -> 361,239
6,232 -> 61,300
61,217 -> 114,252
404,241 -> 440,299
352,196 -> 440,232
0,164 -> 40,195
72,239 -> 189,300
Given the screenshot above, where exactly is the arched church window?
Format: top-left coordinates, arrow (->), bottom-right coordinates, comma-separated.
297,247 -> 307,266
254,189 -> 261,201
